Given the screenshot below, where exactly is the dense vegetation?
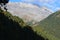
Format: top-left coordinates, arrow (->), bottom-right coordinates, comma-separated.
0,0 -> 9,11
33,11 -> 60,40
0,9 -> 48,40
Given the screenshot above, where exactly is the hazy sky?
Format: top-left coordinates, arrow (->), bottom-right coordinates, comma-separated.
10,0 -> 60,12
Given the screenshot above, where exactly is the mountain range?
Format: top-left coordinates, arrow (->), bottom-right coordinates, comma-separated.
0,2 -> 60,40
6,2 -> 53,25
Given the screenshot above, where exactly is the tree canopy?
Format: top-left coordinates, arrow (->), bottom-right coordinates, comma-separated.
0,0 -> 9,5
0,0 -> 9,11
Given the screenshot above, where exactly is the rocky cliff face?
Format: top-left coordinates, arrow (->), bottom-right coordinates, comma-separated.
7,2 -> 53,25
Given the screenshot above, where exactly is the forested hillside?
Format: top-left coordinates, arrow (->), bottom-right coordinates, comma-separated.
33,11 -> 60,40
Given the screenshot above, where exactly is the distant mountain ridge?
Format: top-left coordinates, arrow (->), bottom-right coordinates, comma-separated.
7,2 -> 53,25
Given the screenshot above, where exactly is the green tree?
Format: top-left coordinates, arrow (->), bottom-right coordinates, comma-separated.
0,0 -> 9,11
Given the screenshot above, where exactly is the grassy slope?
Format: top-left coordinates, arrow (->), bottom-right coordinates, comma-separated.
32,11 -> 60,40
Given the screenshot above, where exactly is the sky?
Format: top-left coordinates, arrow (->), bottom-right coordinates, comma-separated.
10,0 -> 60,12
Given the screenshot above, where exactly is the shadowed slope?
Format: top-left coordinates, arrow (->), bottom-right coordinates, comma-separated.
0,9 -> 47,40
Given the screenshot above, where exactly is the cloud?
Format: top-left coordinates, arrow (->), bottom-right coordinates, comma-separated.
55,7 -> 60,11
20,0 -> 57,7
38,0 -> 60,11
21,0 -> 56,3
10,0 -> 60,12
20,0 -> 35,2
42,2 -> 60,11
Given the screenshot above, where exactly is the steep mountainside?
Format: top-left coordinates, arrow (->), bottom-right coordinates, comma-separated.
33,11 -> 60,40
0,9 -> 48,40
6,2 -> 53,25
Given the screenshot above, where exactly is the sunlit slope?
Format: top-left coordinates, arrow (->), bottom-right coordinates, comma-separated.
33,11 -> 60,40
